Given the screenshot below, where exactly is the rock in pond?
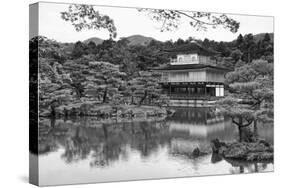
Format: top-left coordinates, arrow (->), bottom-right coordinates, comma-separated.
191,147 -> 208,158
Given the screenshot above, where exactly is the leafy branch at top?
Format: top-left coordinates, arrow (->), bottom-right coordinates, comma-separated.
138,9 -> 240,33
60,4 -> 240,39
61,4 -> 117,38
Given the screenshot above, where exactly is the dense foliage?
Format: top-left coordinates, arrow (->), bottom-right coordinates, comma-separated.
32,32 -> 273,118
216,33 -> 274,128
218,59 -> 273,129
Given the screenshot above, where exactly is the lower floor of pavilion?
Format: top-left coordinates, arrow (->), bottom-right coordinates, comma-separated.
161,82 -> 224,100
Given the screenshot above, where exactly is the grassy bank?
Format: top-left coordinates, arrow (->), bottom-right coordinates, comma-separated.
40,103 -> 174,121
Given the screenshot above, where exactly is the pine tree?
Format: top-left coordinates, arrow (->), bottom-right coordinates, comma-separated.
236,34 -> 244,49
72,41 -> 88,59
127,71 -> 168,106
219,59 -> 273,128
241,34 -> 255,63
83,61 -> 126,104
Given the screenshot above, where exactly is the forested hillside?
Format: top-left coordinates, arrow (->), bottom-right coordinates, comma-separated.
31,33 -> 273,118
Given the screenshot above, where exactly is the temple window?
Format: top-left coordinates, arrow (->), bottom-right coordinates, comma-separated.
178,57 -> 183,62
191,55 -> 197,62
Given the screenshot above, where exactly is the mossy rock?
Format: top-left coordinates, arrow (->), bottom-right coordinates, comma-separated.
211,139 -> 273,162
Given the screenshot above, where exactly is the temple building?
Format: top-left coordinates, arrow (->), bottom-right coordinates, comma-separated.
154,41 -> 230,106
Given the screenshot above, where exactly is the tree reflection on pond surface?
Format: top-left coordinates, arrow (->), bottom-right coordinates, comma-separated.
37,108 -> 273,186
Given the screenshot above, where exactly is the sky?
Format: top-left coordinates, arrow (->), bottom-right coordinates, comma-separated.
38,2 -> 274,43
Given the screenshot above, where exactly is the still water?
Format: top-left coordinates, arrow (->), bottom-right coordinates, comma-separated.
38,108 -> 273,186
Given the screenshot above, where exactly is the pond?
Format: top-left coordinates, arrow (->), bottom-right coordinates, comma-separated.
37,108 -> 273,186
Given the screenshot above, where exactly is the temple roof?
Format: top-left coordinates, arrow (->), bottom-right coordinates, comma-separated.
153,64 -> 231,71
163,41 -> 219,56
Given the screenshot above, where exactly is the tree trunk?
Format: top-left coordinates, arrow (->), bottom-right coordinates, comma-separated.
102,88 -> 108,103
238,117 -> 243,142
50,105 -> 56,117
238,126 -> 243,142
102,124 -> 108,140
138,90 -> 148,106
50,118 -> 56,128
71,83 -> 82,99
253,119 -> 258,137
75,127 -> 81,140
131,95 -> 134,105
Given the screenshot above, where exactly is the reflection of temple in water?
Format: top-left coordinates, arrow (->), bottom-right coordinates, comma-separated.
166,108 -> 237,155
168,108 -> 235,139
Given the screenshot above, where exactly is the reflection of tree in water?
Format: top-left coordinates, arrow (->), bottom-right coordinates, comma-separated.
227,159 -> 270,174
38,118 -> 171,167
61,127 -> 92,163
210,152 -> 270,173
38,112 -> 272,172
38,118 -> 60,155
90,121 -> 171,167
90,124 -> 128,168
38,108 -> 237,165
134,122 -> 169,157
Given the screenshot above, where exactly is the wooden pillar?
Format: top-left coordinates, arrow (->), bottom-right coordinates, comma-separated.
194,86 -> 197,96
169,83 -> 171,96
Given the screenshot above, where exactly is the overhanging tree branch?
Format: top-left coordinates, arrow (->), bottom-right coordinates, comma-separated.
174,11 -> 217,26
61,4 -> 240,38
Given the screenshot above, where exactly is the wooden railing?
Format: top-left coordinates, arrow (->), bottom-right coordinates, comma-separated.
168,94 -> 219,100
